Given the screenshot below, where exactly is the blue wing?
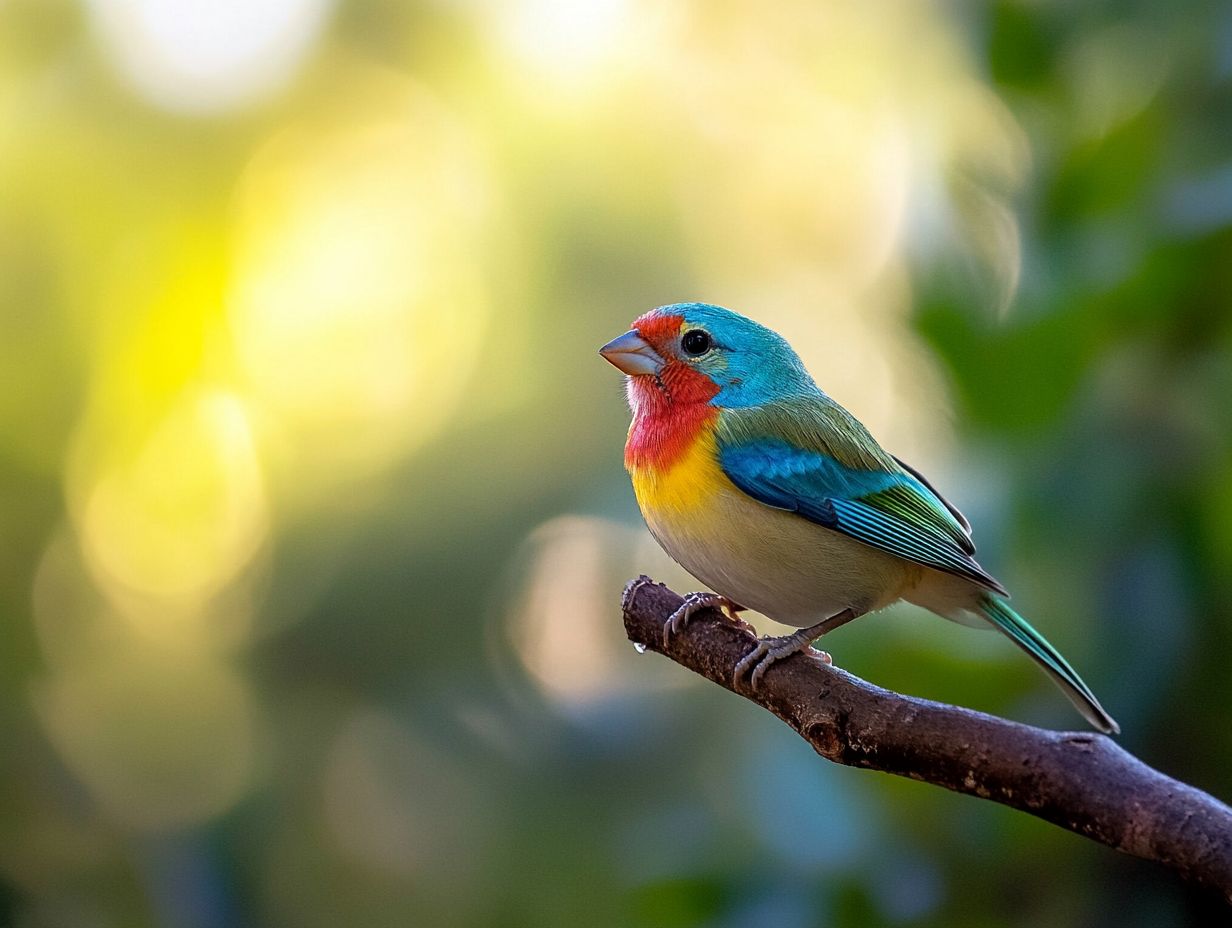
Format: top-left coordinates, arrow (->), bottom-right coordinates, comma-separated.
717,431 -> 1006,595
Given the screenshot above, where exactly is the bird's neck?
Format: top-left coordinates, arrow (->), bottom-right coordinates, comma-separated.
624,371 -> 719,473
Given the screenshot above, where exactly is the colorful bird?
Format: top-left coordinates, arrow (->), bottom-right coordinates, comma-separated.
600,302 -> 1119,734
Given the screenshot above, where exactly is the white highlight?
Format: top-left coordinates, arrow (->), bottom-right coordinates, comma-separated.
86,0 -> 332,113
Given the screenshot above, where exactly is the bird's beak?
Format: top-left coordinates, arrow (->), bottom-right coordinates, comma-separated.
599,330 -> 664,376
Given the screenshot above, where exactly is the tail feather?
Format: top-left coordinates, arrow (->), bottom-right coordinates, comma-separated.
979,595 -> 1120,735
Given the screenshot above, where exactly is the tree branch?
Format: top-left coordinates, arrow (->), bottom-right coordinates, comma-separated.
622,576 -> 1232,901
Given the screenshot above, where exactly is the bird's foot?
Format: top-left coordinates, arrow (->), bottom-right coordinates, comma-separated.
733,608 -> 859,689
734,628 -> 832,690
662,592 -> 743,649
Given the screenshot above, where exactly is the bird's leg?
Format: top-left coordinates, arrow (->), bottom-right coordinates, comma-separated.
734,607 -> 862,689
662,592 -> 744,648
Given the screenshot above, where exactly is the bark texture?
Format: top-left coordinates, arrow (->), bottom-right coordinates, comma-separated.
622,576 -> 1232,901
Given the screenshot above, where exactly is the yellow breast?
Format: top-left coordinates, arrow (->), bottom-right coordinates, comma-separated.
629,426 -> 731,517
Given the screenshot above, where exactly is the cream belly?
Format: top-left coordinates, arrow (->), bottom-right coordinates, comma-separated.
637,477 -> 919,628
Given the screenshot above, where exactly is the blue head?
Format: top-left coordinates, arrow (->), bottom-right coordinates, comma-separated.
599,302 -> 817,408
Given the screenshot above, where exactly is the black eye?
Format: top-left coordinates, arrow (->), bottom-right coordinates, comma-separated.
681,329 -> 711,356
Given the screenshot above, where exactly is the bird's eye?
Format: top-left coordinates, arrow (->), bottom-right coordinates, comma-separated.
681,329 -> 712,356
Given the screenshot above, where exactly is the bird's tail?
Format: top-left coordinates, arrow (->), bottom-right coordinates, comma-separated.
978,595 -> 1120,735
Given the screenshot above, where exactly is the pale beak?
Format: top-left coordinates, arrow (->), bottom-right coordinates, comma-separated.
599,330 -> 664,376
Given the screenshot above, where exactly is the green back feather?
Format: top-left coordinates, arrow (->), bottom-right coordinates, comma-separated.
715,393 -> 898,472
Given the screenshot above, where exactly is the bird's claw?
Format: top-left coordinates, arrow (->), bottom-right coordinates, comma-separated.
734,632 -> 831,689
661,592 -> 739,649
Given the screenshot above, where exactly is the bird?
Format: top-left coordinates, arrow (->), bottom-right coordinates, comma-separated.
599,302 -> 1119,735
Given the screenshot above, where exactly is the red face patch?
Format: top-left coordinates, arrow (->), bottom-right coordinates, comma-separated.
632,310 -> 685,352
624,311 -> 720,471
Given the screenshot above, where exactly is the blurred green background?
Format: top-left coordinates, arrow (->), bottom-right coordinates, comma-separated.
2,0 -> 1231,925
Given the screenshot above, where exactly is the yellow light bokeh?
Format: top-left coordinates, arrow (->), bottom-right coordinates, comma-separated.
34,644 -> 257,831
78,389 -> 267,610
228,82 -> 492,493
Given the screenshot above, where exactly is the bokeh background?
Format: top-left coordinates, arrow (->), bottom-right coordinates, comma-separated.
2,0 -> 1231,925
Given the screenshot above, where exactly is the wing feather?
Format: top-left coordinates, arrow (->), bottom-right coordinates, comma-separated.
716,397 -> 1005,594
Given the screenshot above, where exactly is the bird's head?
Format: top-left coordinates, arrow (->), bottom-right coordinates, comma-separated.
599,303 -> 816,409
